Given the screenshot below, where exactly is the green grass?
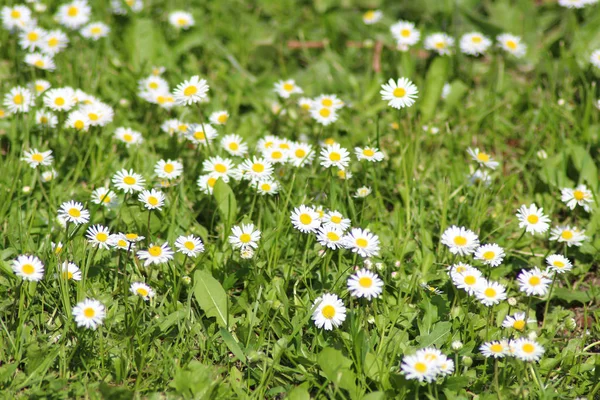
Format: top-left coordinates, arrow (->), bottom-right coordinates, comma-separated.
1,0 -> 600,398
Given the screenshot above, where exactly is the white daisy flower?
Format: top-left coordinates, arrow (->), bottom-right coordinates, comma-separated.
168,11 -> 195,30
59,261 -> 82,281
390,20 -> 420,50
130,282 -> 155,300
451,266 -> 484,295
173,75 -> 209,105
322,210 -> 351,231
112,169 -> 146,193
72,299 -> 105,330
517,267 -> 552,297
228,223 -> 261,250
56,0 -> 91,30
549,225 -> 587,247
474,280 -> 507,306
262,147 -> 288,164
43,88 -> 76,111
138,189 -> 166,210
255,179 -> 279,195
480,340 -> 508,358
380,77 -> 418,109
186,123 -> 218,145
298,97 -> 313,111
286,142 -> 313,167
31,79 -> 51,95
65,111 -> 91,132
174,235 -> 205,257
311,293 -> 346,330
91,187 -> 118,207
12,255 -> 44,281
559,0 -> 588,8
502,312 -> 533,331
80,102 -> 114,127
155,159 -> 183,180
137,243 -> 174,266
221,134 -> 248,157
497,33 -> 526,58
459,32 -> 491,56
347,268 -> 384,300
108,233 -> 135,251
313,94 -> 344,110
316,226 -> 345,250
2,5 -> 32,31
424,32 -> 454,55
441,225 -> 479,256
310,105 -> 338,125
354,186 -> 372,198
362,10 -> 382,25
274,79 -> 303,99
474,243 -> 505,267
22,148 -> 53,168
319,143 -> 350,170
467,148 -> 499,169
35,109 -> 58,128
58,201 -> 90,225
290,205 -> 321,233
516,204 -> 551,235
513,338 -> 544,362
545,254 -> 572,274
19,26 -> 47,51
342,228 -> 380,258
4,86 -> 34,113
85,225 -> 111,249
469,169 -> 492,186
561,185 -> 593,212
114,127 -> 143,146
590,49 -> 600,69
197,174 -> 220,195
354,146 -> 384,162
203,156 -> 235,179
401,353 -> 439,382
24,52 -> 56,71
40,29 -> 70,55
238,157 -> 274,182
138,75 -> 170,94
209,110 -> 229,125
41,169 -> 58,183
80,22 -> 110,40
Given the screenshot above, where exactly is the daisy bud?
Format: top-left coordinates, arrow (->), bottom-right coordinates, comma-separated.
318,249 -> 326,258
181,275 -> 191,286
119,99 -> 129,107
391,271 -> 398,279
363,259 -> 373,268
375,262 -> 384,270
461,356 -> 473,368
394,260 -> 401,267
536,150 -> 548,160
528,331 -> 538,340
367,315 -> 375,324
557,99 -> 565,106
566,317 -> 577,331
22,186 -> 31,193
451,340 -> 463,351
508,297 -> 518,306
364,39 -> 374,48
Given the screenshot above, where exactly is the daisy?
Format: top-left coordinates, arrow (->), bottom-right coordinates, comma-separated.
155,159 -> 183,180
437,356 -> 455,376
58,201 -> 90,225
451,267 -> 484,295
91,187 -> 118,207
290,205 -> 321,233
355,146 -> 384,162
25,52 -> 56,71
467,148 -> 499,169
513,338 -> 545,362
2,5 -> 32,31
459,32 -> 491,56
81,102 -> 114,127
316,226 -> 345,250
52,242 -> 64,254
310,105 -> 338,125
197,174 -> 219,195
502,312 -> 532,331
112,169 -> 146,193
390,20 -> 420,50
108,233 -> 135,251
0,108 -> 10,119
169,11 -> 195,30
343,228 -> 380,258
59,261 -> 82,281
424,32 -> 455,55
22,148 -> 53,168
311,293 -> 346,330
19,26 -> 47,51
56,0 -> 91,29
559,0 -> 588,8
474,280 -> 507,306
517,267 -> 552,297
447,262 -> 473,275
380,78 -> 418,109
262,147 -> 288,164
362,10 -> 382,25
4,86 -> 34,113
139,189 -> 166,210
401,353 -> 439,382
313,94 -> 344,110
203,156 -> 234,179
322,210 -> 351,231
80,22 -> 110,40
41,170 -> 58,183
221,134 -> 248,156
516,204 -> 551,235
35,110 -> 58,128
174,235 -> 205,257
474,244 -> 505,267
137,243 -> 174,266
274,79 -> 303,99
545,254 -> 573,274
40,30 -> 70,55
130,282 -> 155,300
441,225 -> 479,256
228,223 -> 261,250
298,97 -> 313,111
354,186 -> 372,198
138,75 -> 169,94
238,157 -> 274,182
43,88 -> 76,111
72,299 -> 105,330
347,269 -> 384,300
319,144 -> 350,170
549,226 -> 587,247
561,185 -> 593,212
12,255 -> 44,281
497,33 -> 526,58
590,49 -> 600,69
173,76 -> 209,105
65,111 -> 91,132
186,123 -> 218,145
288,142 -> 314,167
480,340 -> 508,358
209,110 -> 229,125
469,169 -> 491,186
255,179 -> 279,195
85,225 -> 111,249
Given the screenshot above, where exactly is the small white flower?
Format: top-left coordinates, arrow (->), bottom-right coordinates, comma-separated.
342,228 -> 380,258
274,79 -> 303,99
497,33 -> 526,58
229,223 -> 261,250
362,10 -> 382,25
512,338 -> 544,362
517,267 -> 552,297
137,243 -> 174,266
175,235 -> 205,257
130,282 -> 155,300
474,243 -> 505,267
441,226 -> 479,256
561,185 -> 593,212
545,254 -> 573,274
72,299 -> 105,330
424,32 -> 454,55
516,204 -> 551,235
290,205 -> 321,233
347,269 -> 384,300
467,148 -> 499,169
58,201 -> 90,225
459,32 -> 492,56
86,225 -> 111,249
173,76 -> 209,105
474,280 -> 507,306
22,148 -> 53,168
380,78 -> 418,109
12,255 -> 44,281
549,226 -> 587,247
311,293 -> 346,330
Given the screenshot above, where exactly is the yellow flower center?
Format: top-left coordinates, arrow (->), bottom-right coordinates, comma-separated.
148,196 -> 159,206
271,151 -> 283,159
561,230 -> 573,240
283,83 -> 294,92
55,97 -> 65,106
11,10 -> 21,18
148,246 -> 162,257
329,152 -> 341,161
123,176 -> 136,185
364,11 -> 375,20
96,233 -> 108,242
28,32 -> 39,41
400,29 -> 410,37
32,153 -> 44,162
573,190 -> 584,201
261,183 -> 271,191
506,40 -> 517,50
34,60 -> 45,68
41,117 -> 48,123
393,88 -> 406,97
321,305 -> 336,319
414,362 -> 427,373
228,142 -> 239,151
22,264 -> 35,275
126,233 -> 138,240
453,236 -> 467,246
68,208 -> 81,217
149,82 -> 159,90
74,120 -> 85,130
477,152 -> 490,162
513,320 -> 526,330
528,276 -> 541,286
164,163 -> 174,173
527,215 -> 539,224
67,6 -> 79,16
117,239 -> 127,247
358,276 -> 373,288
471,36 -> 482,43
91,27 -> 102,35
83,307 -> 96,318
252,163 -> 264,173
299,214 -> 312,225
240,233 -> 252,243
322,99 -> 333,107
218,114 -> 228,123
183,85 -> 197,96
330,216 -> 342,224
484,288 -> 497,298
184,241 -> 195,250
483,251 -> 495,260
208,177 -> 217,187
293,149 -> 306,158
324,138 -> 335,145
122,134 -> 133,142
553,261 -> 564,268
194,131 -> 206,140
522,343 -> 535,354
137,287 -> 149,296
14,94 -> 23,105
356,238 -> 368,248
435,41 -> 445,49
319,108 -> 331,117
48,38 -> 59,47
363,149 -> 375,157
326,232 -> 340,241
490,344 -> 503,353
464,275 -> 476,285
177,18 -> 187,26
88,113 -> 99,121
64,271 -> 74,279
215,164 -> 227,173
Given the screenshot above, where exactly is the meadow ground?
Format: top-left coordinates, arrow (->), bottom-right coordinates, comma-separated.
0,0 -> 600,399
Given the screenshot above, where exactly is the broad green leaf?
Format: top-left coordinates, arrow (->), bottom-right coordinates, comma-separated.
193,269 -> 229,328
553,287 -> 593,304
317,348 -> 357,394
419,57 -> 449,123
125,18 -> 172,72
213,178 -> 237,227
219,328 -> 246,364
286,384 -> 311,400
418,321 -> 452,348
569,145 -> 598,192
444,80 -> 469,110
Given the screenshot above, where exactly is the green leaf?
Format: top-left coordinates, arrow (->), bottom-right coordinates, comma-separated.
444,80 -> 469,110
219,328 -> 246,364
569,144 -> 598,192
213,178 -> 237,227
317,348 -> 357,394
193,269 -> 229,328
125,18 -> 172,72
419,57 -> 449,123
418,321 -> 452,348
552,287 -> 593,304
286,384 -> 311,400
